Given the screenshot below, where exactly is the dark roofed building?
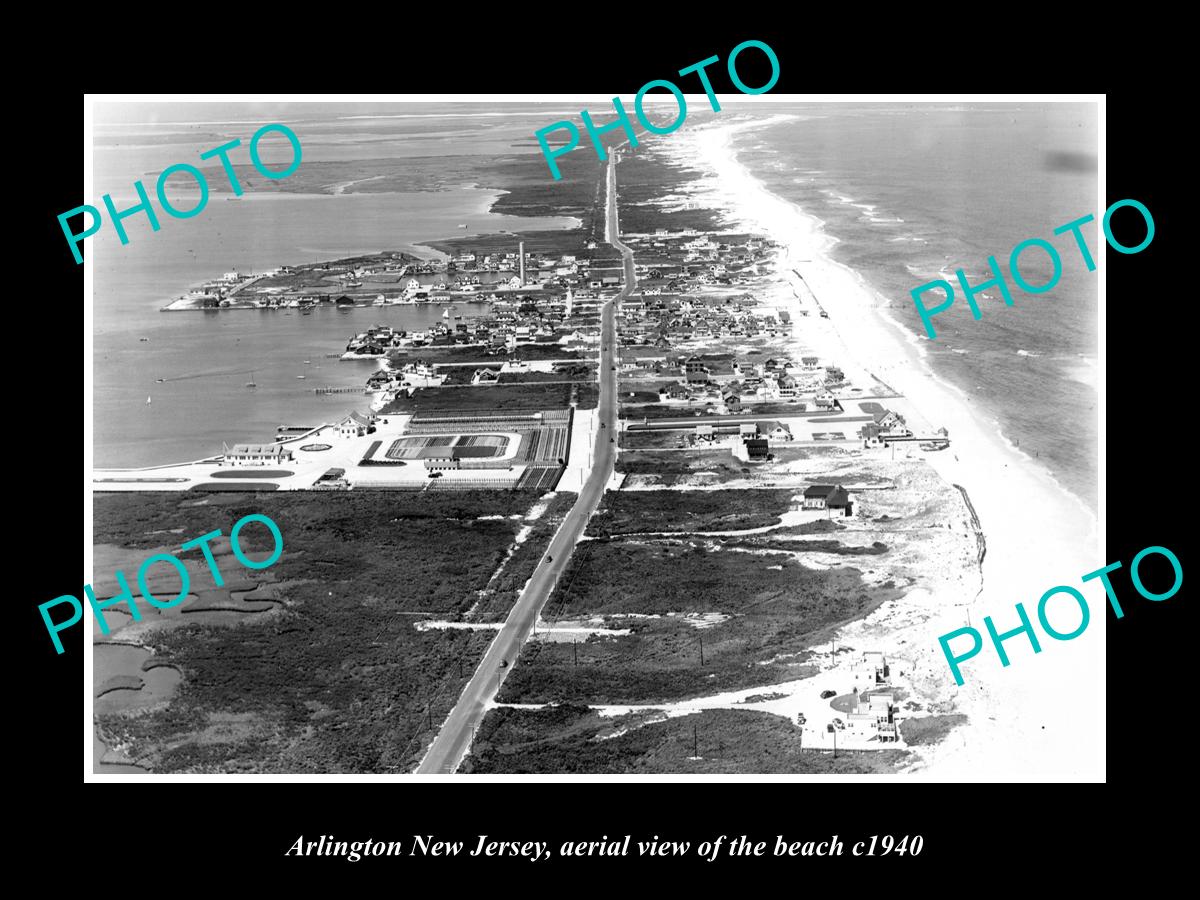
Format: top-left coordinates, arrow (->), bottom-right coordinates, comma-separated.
744,438 -> 769,460
803,483 -> 854,516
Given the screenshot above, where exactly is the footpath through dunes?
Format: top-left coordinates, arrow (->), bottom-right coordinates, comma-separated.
91,489 -> 575,773
415,150 -> 630,774
463,429 -> 981,772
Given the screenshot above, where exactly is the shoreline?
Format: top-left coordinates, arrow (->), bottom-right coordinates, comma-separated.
665,117 -> 1102,777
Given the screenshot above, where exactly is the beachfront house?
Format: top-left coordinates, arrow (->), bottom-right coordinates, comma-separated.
847,692 -> 901,742
861,409 -> 911,445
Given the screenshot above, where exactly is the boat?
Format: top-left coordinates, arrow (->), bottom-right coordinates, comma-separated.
458,224 -> 467,229
296,375 -> 306,380
155,378 -> 164,383
146,395 -> 152,404
246,371 -> 257,388
139,337 -> 149,342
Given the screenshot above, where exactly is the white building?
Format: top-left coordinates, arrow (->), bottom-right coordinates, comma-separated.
221,443 -> 294,467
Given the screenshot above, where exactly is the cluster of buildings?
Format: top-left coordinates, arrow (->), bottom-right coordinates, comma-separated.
838,653 -> 902,742
219,412 -> 378,467
625,351 -> 843,416
617,294 -> 789,347
626,230 -> 779,290
345,288 -> 603,361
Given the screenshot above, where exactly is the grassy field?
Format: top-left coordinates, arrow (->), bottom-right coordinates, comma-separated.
92,490 -> 560,773
498,538 -> 901,705
586,489 -> 793,536
899,714 -> 968,746
381,382 -> 598,413
464,706 -> 908,774
610,148 -> 730,234
618,431 -> 695,450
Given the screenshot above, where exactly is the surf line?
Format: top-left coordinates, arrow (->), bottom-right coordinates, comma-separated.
910,198 -> 1153,339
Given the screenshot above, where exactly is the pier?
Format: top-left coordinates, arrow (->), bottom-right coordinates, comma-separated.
314,386 -> 371,395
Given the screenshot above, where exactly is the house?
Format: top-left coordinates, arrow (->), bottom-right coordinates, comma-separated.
221,443 -> 294,467
424,457 -> 461,471
367,370 -> 394,389
739,422 -> 758,440
337,411 -> 375,438
472,368 -> 501,385
733,437 -> 770,462
861,409 -> 911,445
814,390 -> 840,410
723,393 -> 742,412
758,421 -> 793,441
802,484 -> 854,516
848,691 -> 900,742
694,424 -> 716,441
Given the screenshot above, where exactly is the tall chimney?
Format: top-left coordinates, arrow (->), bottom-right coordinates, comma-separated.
518,240 -> 525,286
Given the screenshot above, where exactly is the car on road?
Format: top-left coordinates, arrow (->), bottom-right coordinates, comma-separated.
796,713 -> 806,725
427,471 -> 443,479
820,689 -> 837,699
499,659 -> 508,668
832,717 -> 845,729
546,554 -> 553,563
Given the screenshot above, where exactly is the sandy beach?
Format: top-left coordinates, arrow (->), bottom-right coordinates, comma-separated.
660,117 -> 1104,778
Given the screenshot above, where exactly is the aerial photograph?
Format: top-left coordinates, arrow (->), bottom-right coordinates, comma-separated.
87,97 -> 1101,778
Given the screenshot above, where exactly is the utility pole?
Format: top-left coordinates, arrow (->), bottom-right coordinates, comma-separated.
573,639 -> 578,667
833,728 -> 837,759
699,633 -> 705,666
693,723 -> 699,759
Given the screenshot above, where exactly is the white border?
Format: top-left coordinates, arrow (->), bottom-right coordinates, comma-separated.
85,93 -> 1105,783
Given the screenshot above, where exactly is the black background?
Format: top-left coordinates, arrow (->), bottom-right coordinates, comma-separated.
23,25 -> 1184,885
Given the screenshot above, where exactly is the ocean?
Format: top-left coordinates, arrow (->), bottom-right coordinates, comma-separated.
726,103 -> 1099,510
91,104 -> 579,468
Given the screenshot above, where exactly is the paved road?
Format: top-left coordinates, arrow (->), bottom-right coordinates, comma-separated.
416,153 -> 633,774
